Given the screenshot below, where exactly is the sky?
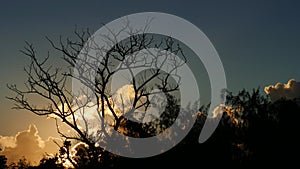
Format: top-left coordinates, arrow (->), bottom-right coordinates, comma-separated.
0,0 -> 300,164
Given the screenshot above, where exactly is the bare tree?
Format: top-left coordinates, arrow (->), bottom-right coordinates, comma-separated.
7,21 -> 186,167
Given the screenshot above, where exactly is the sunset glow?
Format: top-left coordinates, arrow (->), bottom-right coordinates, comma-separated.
1,1 -> 300,168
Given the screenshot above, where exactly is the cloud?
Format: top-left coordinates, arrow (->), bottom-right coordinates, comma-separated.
264,79 -> 300,102
211,104 -> 225,118
0,136 -> 16,150
112,85 -> 167,123
0,124 -> 60,165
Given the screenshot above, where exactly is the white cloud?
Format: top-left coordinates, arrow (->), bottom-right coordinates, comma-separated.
0,124 -> 60,165
264,79 -> 300,102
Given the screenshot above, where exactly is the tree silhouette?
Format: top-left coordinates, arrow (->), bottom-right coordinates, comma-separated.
34,155 -> 64,169
9,156 -> 30,169
195,89 -> 299,168
7,22 -> 186,168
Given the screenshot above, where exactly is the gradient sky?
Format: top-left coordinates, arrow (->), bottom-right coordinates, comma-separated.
1,0 -> 300,140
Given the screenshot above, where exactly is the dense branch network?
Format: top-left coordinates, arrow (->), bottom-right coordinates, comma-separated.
7,21 -> 186,150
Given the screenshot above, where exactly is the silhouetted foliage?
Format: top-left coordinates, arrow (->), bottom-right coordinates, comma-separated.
0,155 -> 8,169
4,88 -> 299,168
107,88 -> 299,168
8,156 -> 30,169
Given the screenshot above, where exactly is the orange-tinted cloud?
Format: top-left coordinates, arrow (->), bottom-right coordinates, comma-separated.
0,136 -> 15,149
264,79 -> 300,102
0,124 -> 60,165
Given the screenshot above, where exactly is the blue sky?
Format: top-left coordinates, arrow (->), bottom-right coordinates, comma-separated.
0,0 -> 300,139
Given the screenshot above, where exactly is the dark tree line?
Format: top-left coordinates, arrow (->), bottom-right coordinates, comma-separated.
108,89 -> 300,169
2,89 -> 299,168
